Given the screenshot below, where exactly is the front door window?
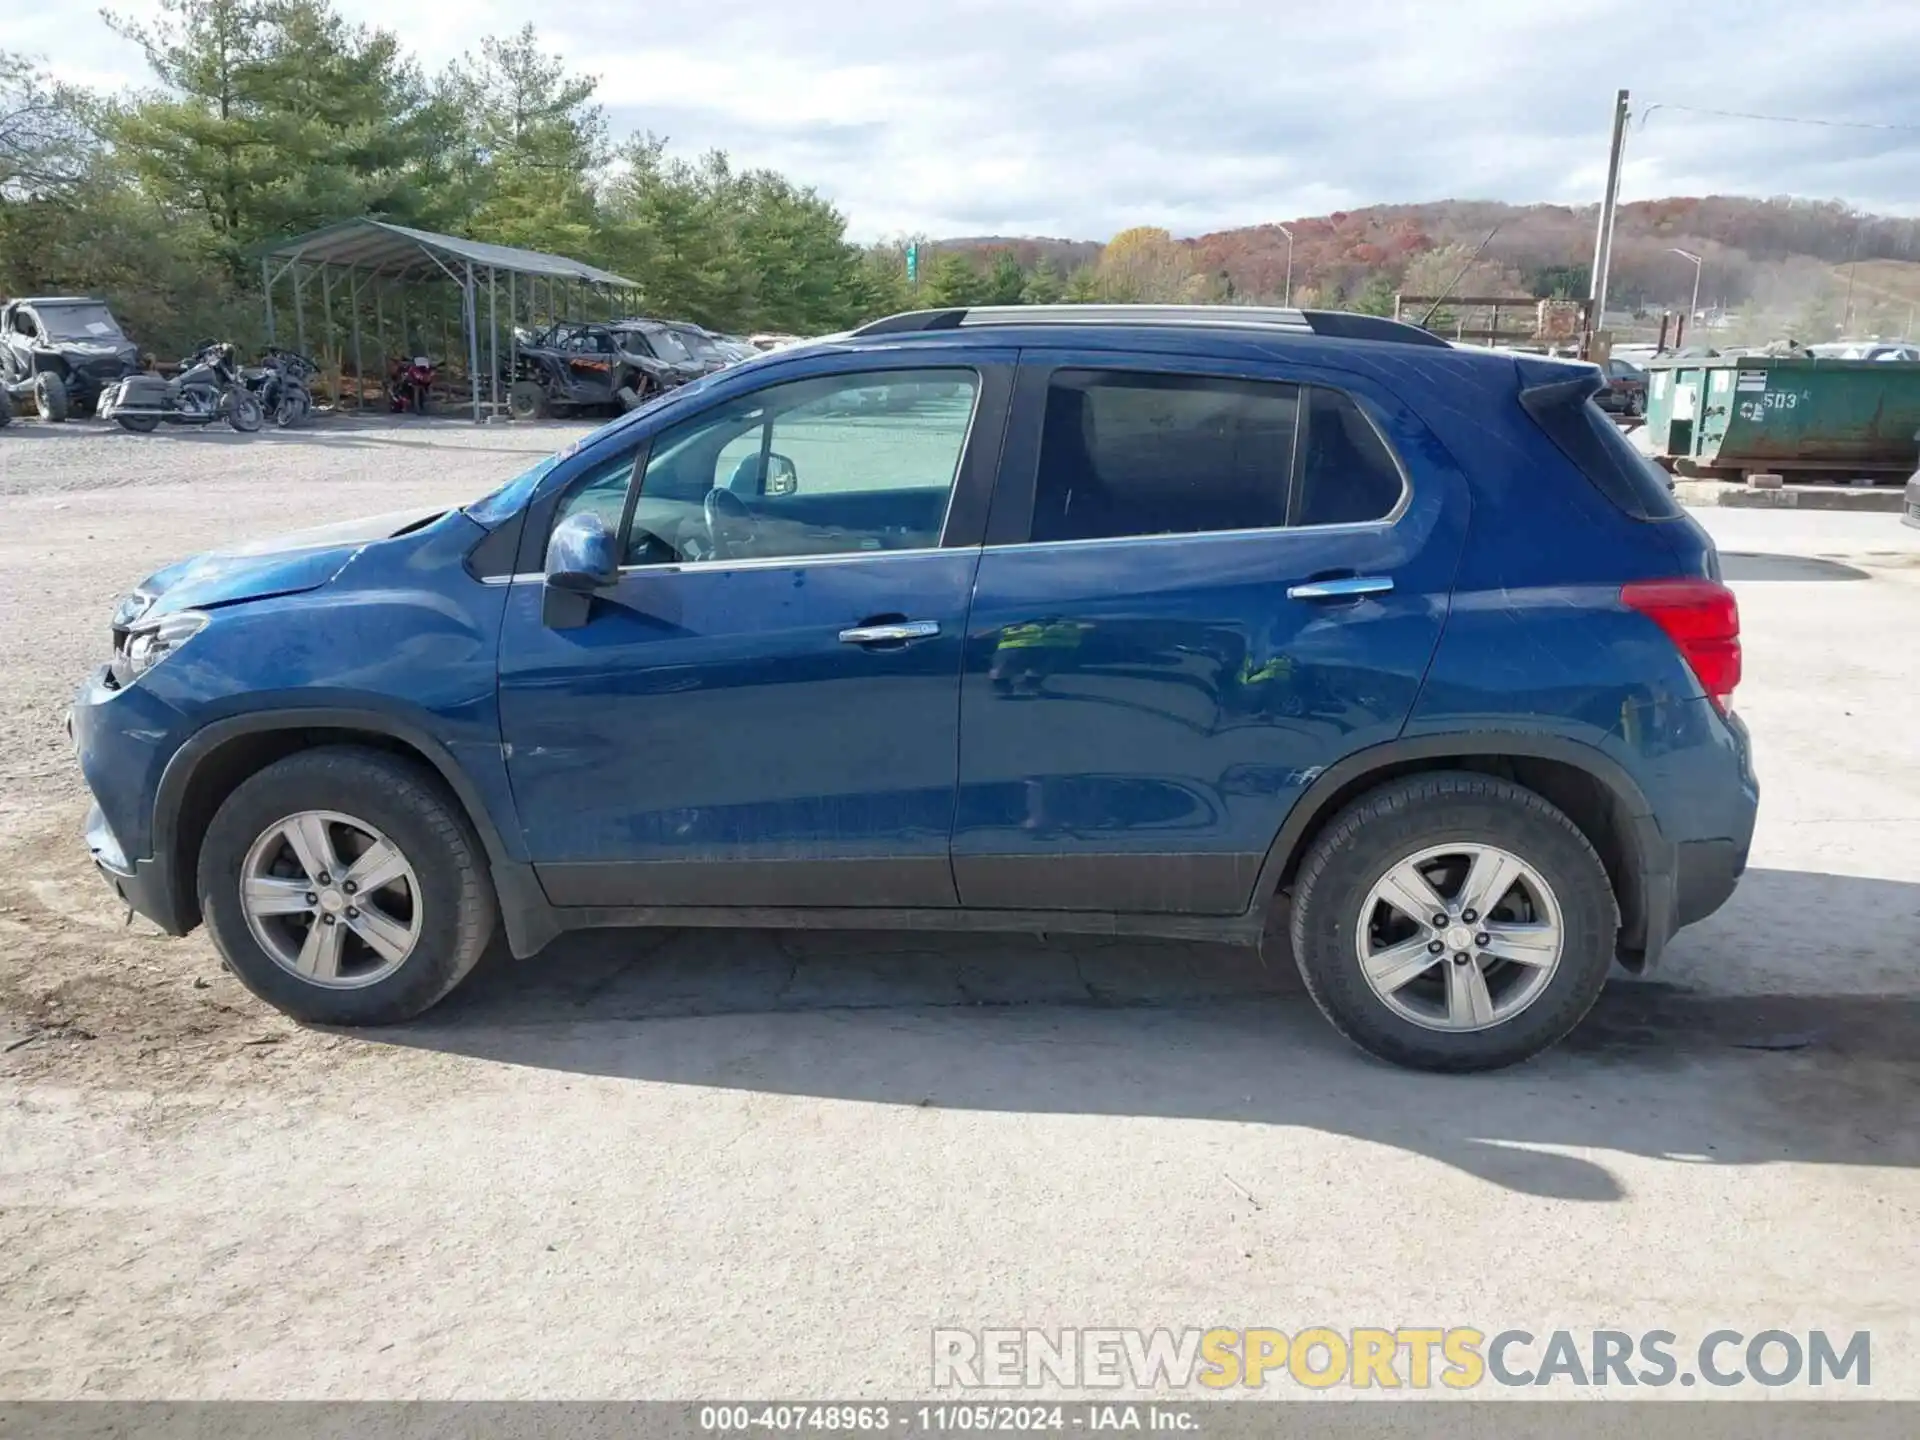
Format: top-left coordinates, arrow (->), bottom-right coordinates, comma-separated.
606,368 -> 979,566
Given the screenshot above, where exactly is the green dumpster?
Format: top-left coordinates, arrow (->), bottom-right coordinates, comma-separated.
1642,355 -> 1920,482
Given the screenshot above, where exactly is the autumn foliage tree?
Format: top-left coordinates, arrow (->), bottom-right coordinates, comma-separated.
1094,226 -> 1194,301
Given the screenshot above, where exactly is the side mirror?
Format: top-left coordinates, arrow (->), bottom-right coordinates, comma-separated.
765,452 -> 798,496
542,512 -> 620,628
545,511 -> 620,592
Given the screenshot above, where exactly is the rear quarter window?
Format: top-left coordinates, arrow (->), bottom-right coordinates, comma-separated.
1520,377 -> 1681,520
1294,386 -> 1407,526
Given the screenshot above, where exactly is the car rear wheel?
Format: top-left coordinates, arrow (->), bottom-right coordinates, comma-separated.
1288,772 -> 1617,1072
198,747 -> 497,1025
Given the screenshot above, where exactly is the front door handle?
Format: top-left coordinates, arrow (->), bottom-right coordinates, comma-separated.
839,619 -> 941,645
1286,575 -> 1394,601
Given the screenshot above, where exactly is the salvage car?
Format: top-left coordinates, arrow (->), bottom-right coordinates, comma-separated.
0,295 -> 141,420
660,322 -> 742,376
1593,357 -> 1648,418
508,319 -> 707,419
71,303 -> 1757,1073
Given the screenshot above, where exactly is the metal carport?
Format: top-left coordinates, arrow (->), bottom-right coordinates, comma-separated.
258,219 -> 641,421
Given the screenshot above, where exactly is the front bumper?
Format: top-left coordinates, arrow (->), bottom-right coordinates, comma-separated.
67,367 -> 133,409
85,801 -> 189,934
70,668 -> 193,935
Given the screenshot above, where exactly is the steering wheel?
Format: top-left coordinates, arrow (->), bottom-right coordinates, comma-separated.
702,487 -> 758,560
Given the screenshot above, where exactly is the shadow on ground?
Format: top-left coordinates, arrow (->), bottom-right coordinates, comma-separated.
362,866 -> 1920,1203
1720,551 -> 1871,582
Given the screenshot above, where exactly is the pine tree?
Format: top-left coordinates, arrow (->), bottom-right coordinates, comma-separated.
922,252 -> 986,308
1020,260 -> 1065,305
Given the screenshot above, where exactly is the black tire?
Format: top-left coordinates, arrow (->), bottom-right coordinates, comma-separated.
273,388 -> 309,428
35,372 -> 68,422
225,386 -> 264,433
115,415 -> 160,434
197,747 -> 497,1026
509,379 -> 547,421
0,387 -> 12,427
1288,771 -> 1618,1073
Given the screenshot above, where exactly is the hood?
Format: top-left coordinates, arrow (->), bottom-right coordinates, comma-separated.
49,339 -> 135,358
127,507 -> 448,619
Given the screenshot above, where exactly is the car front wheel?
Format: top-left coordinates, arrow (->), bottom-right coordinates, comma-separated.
197,747 -> 497,1025
35,372 -> 69,422
1288,772 -> 1618,1072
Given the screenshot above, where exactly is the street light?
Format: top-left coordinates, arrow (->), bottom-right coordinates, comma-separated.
1669,248 -> 1703,335
1277,224 -> 1295,308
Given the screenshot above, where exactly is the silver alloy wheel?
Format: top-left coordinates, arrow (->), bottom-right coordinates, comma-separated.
239,810 -> 423,988
1355,842 -> 1564,1033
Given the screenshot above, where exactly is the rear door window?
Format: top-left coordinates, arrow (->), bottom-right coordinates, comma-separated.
1030,370 -> 1298,542
1025,369 -> 1406,543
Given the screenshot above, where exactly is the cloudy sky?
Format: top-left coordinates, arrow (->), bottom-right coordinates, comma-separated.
9,0 -> 1920,239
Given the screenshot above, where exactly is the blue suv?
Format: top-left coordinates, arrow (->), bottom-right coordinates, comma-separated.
71,305 -> 1757,1071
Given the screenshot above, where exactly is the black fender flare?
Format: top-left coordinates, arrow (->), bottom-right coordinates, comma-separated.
150,705 -> 552,945
1245,730 -> 1671,946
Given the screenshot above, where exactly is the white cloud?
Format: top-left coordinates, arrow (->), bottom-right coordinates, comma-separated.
8,0 -> 1920,239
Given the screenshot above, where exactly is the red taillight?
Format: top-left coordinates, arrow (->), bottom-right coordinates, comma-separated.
1621,578 -> 1742,711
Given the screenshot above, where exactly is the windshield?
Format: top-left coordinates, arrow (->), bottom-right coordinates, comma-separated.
674,328 -> 725,360
641,326 -> 695,363
460,366 -> 740,527
36,304 -> 125,342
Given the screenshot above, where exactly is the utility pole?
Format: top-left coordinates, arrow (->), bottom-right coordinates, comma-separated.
1277,224 -> 1295,308
1588,88 -> 1630,356
1843,226 -> 1861,335
1669,248 -> 1703,336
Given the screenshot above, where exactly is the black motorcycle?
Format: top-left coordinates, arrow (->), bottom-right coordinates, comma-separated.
97,341 -> 264,434
243,346 -> 316,428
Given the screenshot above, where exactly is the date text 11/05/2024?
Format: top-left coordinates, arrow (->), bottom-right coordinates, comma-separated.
700,1406 -> 1195,1433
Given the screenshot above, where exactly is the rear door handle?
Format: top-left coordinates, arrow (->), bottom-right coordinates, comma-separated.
1286,575 -> 1394,601
839,620 -> 941,644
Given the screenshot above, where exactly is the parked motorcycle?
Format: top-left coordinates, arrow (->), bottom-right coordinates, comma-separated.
388,355 -> 436,414
97,341 -> 264,434
243,346 -> 316,428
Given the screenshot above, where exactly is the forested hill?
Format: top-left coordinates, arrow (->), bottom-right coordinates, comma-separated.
944,197 -> 1920,332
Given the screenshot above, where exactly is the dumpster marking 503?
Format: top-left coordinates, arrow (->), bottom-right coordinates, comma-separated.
1739,389 -> 1808,423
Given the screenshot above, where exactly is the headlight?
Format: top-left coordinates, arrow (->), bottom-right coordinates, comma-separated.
110,588 -> 156,630
113,610 -> 207,685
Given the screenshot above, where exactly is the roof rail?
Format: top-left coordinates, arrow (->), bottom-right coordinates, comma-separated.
850,304 -> 1449,348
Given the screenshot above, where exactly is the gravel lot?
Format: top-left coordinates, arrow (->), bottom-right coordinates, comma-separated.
0,416 -> 1916,1399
